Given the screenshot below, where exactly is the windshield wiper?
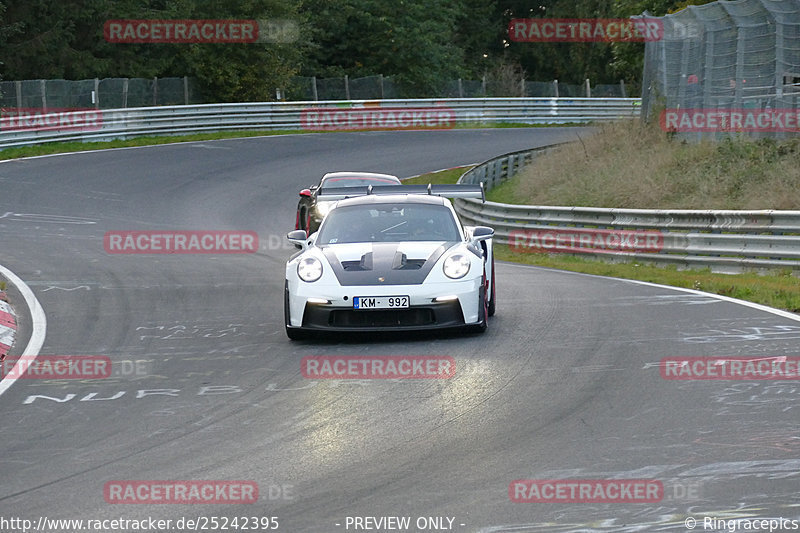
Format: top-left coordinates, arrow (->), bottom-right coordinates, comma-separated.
380,221 -> 407,233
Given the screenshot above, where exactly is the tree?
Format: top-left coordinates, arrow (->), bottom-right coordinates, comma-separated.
300,0 -> 468,96
0,0 -> 305,102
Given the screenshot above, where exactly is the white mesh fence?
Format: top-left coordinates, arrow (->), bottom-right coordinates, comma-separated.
641,0 -> 800,140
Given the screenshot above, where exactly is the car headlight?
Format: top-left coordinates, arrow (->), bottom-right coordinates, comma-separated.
443,253 -> 470,279
297,256 -> 323,282
316,201 -> 335,218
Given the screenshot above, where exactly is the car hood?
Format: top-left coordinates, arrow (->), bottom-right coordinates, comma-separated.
319,241 -> 458,286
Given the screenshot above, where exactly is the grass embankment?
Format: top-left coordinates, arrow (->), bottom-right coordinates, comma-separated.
416,121 -> 800,313
402,167 -> 473,185
487,120 -> 800,209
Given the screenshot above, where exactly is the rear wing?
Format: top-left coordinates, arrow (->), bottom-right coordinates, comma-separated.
317,183 -> 485,202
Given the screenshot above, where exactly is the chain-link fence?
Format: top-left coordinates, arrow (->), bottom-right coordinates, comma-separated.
641,0 -> 800,140
0,77 -> 201,109
286,75 -> 632,100
2,74 -> 634,110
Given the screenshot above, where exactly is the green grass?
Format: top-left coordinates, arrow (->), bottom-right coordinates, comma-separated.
485,174 -> 522,203
402,166 -> 473,185
509,120 -> 800,210
413,166 -> 800,314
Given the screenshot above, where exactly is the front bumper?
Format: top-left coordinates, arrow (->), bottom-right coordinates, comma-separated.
301,299 -> 465,331
285,278 -> 483,332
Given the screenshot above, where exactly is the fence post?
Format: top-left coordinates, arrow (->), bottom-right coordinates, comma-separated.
40,79 -> 47,110
620,79 -> 627,98
520,77 -> 526,96
458,78 -> 463,98
553,79 -> 559,98
379,74 -> 384,99
153,76 -> 158,106
15,80 -> 22,109
184,76 -> 189,105
123,79 -> 129,108
94,78 -> 100,108
311,76 -> 318,101
584,78 -> 591,97
344,74 -> 350,100
481,74 -> 486,96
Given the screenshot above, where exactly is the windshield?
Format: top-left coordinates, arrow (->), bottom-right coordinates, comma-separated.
317,203 -> 461,244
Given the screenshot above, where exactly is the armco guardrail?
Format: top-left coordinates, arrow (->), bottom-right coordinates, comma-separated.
455,146 -> 800,272
0,97 -> 639,150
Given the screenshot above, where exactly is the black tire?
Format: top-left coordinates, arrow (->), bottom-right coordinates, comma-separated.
284,280 -> 306,340
299,207 -> 307,231
487,255 -> 496,317
469,275 -> 489,333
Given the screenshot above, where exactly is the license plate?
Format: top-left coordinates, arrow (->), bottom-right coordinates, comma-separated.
353,296 -> 409,309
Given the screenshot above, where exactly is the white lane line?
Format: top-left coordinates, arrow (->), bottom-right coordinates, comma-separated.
402,164 -> 476,180
622,278 -> 800,323
0,264 -> 47,397
499,261 -> 800,323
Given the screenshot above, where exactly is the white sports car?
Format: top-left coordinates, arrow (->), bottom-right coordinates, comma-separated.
284,184 -> 495,339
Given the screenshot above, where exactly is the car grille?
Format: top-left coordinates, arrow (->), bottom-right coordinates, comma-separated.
329,309 -> 435,327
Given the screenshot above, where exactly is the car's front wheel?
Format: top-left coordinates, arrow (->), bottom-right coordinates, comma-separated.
469,272 -> 489,333
284,281 -> 308,340
487,255 -> 496,317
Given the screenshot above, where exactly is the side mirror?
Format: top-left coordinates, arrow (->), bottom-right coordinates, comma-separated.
299,189 -> 312,198
287,229 -> 309,250
471,226 -> 494,242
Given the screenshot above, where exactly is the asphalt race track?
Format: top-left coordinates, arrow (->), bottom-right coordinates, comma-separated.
1,128 -> 799,532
